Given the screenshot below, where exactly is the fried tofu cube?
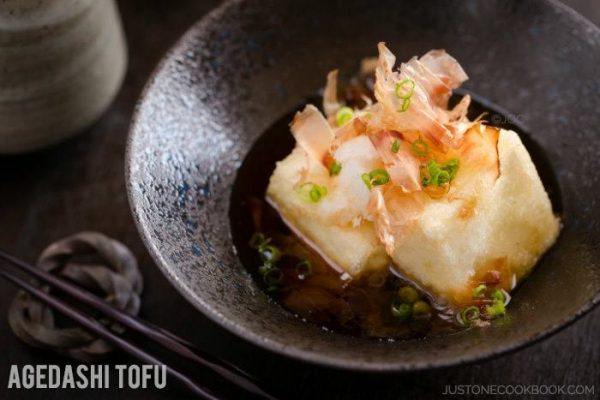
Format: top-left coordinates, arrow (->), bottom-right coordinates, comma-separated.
388,129 -> 560,305
266,138 -> 390,277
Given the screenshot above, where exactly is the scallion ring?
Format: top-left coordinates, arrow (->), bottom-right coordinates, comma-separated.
395,79 -> 415,99
295,260 -> 312,279
298,182 -> 328,203
329,161 -> 342,176
411,137 -> 429,157
335,106 -> 354,126
460,306 -> 480,325
366,168 -> 390,188
249,232 -> 269,249
398,286 -> 419,304
310,185 -> 326,202
421,159 -> 460,187
362,169 -> 391,189
443,158 -> 460,180
258,264 -> 271,275
361,173 -> 372,189
437,170 -> 451,185
491,289 -> 505,303
259,245 -> 282,264
399,97 -> 411,112
391,301 -> 412,321
486,299 -> 506,318
472,284 -> 487,298
412,300 -> 432,316
262,267 -> 283,286
391,139 -> 400,153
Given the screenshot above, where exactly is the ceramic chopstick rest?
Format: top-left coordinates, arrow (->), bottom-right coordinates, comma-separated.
8,232 -> 143,361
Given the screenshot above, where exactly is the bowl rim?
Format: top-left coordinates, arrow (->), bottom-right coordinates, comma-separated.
125,0 -> 600,372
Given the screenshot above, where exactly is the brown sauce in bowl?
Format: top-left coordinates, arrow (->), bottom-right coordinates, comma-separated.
240,196 -> 460,339
229,75 -> 559,339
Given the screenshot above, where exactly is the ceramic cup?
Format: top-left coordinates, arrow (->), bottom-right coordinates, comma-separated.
0,0 -> 127,154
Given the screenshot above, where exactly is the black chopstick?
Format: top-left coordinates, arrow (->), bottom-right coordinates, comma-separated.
0,250 -> 277,399
0,249 -> 270,397
0,264 -> 217,399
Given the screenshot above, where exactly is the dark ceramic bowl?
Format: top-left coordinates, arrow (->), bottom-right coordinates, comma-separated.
126,0 -> 600,371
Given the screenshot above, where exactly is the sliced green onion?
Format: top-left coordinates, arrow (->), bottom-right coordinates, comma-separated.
443,158 -> 460,180
391,301 -> 412,321
329,161 -> 342,176
491,289 -> 505,303
437,170 -> 451,185
361,173 -> 372,189
295,260 -> 312,278
298,182 -> 328,203
259,264 -> 283,292
391,139 -> 400,153
486,299 -> 506,318
421,159 -> 460,187
395,78 -> 415,113
258,264 -> 272,275
422,160 -> 441,187
412,300 -> 432,316
310,185 -> 327,202
472,284 -> 487,298
398,286 -> 419,304
411,137 -> 429,157
367,272 -> 387,288
259,244 -> 282,264
251,233 -> 281,266
249,232 -> 270,249
362,168 -> 390,189
460,306 -> 480,325
263,267 -> 283,286
395,79 -> 415,99
370,169 -> 390,186
399,97 -> 411,112
335,107 -> 354,126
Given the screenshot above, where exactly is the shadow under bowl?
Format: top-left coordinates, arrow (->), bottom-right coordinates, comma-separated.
126,0 -> 600,371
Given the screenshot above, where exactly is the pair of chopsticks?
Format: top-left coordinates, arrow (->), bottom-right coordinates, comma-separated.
0,249 -> 276,399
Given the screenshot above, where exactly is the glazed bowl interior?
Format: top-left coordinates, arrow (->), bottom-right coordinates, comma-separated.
126,0 -> 600,370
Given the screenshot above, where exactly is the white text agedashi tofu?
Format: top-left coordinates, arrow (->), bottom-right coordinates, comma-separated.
266,42 -> 559,313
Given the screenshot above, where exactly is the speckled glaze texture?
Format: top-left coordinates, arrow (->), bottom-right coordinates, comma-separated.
127,0 -> 600,371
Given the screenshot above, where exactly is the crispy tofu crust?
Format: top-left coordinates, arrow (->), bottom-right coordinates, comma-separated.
266,147 -> 390,276
389,129 -> 559,305
266,128 -> 559,306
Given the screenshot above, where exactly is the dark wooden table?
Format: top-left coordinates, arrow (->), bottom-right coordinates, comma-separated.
1,1 -> 598,399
